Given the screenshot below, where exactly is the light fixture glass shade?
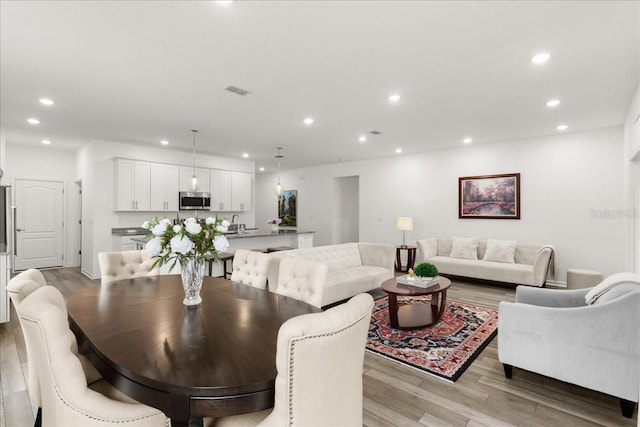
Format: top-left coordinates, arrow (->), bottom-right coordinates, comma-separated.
190,175 -> 199,192
396,217 -> 413,231
275,182 -> 283,195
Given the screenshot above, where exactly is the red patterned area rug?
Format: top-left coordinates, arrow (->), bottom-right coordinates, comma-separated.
366,296 -> 498,382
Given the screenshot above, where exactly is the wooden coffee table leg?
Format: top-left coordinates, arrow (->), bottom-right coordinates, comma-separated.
432,290 -> 448,323
387,294 -> 400,329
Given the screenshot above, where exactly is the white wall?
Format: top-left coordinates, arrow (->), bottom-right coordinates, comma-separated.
332,176 -> 359,244
256,127 -> 628,282
4,144 -> 80,267
78,140 -> 255,278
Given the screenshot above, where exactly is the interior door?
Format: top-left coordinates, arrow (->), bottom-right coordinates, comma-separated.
14,179 -> 64,270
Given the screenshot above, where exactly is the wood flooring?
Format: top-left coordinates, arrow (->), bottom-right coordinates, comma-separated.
0,268 -> 636,426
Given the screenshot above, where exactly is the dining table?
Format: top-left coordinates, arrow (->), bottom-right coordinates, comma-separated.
66,275 -> 321,427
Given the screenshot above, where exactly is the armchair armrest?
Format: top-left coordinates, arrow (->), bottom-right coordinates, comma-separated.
358,243 -> 395,272
515,286 -> 589,307
532,246 -> 554,286
416,239 -> 437,263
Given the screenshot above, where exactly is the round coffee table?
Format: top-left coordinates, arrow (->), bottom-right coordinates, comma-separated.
382,276 -> 451,330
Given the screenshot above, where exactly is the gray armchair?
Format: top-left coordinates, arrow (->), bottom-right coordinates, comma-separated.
498,275 -> 639,418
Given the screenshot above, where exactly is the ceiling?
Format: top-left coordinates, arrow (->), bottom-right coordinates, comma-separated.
1,1 -> 638,172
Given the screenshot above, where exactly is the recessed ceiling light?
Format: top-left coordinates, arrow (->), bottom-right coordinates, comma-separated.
531,51 -> 551,64
557,124 -> 568,131
160,140 -> 169,145
389,94 -> 401,103
39,98 -> 55,106
242,153 -> 249,158
546,99 -> 561,107
41,139 -> 51,145
463,137 -> 472,144
358,136 -> 367,143
395,148 -> 402,154
27,118 -> 40,125
303,117 -> 314,125
259,167 -> 265,172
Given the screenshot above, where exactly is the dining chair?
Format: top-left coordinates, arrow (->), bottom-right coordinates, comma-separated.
98,250 -> 167,284
18,286 -> 169,426
229,249 -> 270,289
206,292 -> 374,427
273,257 -> 328,308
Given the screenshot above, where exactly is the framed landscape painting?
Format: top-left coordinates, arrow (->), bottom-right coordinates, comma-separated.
278,190 -> 297,226
459,173 -> 520,219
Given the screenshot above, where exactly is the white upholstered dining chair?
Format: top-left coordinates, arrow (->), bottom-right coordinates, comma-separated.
229,249 -> 270,289
98,250 -> 172,284
273,257 -> 328,309
18,286 -> 169,426
206,292 -> 374,427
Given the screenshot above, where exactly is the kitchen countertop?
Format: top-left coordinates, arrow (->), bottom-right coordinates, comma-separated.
111,227 -> 149,236
130,229 -> 314,244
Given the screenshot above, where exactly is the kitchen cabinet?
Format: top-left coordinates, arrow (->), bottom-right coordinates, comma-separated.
210,169 -> 232,212
150,163 -> 180,211
114,159 -> 150,211
231,172 -> 252,211
179,167 -> 210,193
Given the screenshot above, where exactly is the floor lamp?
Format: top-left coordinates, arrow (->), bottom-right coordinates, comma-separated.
396,217 -> 413,247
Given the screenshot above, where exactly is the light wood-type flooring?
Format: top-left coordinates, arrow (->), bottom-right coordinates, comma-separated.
0,268 -> 637,426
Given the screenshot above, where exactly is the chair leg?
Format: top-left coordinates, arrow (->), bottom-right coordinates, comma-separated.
34,407 -> 42,427
620,399 -> 636,418
503,363 -> 513,379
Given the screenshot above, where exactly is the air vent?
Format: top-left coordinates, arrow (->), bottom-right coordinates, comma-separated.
224,85 -> 250,96
369,130 -> 382,135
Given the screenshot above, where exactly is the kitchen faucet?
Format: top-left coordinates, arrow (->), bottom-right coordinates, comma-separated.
231,214 -> 239,224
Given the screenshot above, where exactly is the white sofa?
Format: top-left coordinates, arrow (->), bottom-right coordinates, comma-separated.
267,242 -> 395,307
416,237 -> 554,287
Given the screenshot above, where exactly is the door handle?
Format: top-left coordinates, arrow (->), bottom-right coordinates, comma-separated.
16,228 -> 24,232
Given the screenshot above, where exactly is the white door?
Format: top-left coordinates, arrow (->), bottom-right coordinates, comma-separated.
14,179 -> 64,270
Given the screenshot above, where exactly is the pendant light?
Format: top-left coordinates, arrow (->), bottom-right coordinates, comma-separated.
190,129 -> 199,191
274,147 -> 284,195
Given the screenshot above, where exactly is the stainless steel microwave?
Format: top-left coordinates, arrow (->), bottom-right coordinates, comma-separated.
179,191 -> 211,210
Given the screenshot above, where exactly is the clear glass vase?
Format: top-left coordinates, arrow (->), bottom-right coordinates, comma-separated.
180,258 -> 205,306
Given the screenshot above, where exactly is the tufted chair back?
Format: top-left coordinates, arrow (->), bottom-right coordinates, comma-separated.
207,293 -> 374,427
7,269 -> 47,408
19,286 -> 169,426
98,250 -> 161,284
275,257 -> 328,308
230,249 -> 270,289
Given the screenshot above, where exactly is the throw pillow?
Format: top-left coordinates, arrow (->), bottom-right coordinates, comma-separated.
584,272 -> 640,305
483,239 -> 516,263
449,237 -> 479,260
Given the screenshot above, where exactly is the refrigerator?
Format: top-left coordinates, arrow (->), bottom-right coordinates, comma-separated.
0,185 -> 14,323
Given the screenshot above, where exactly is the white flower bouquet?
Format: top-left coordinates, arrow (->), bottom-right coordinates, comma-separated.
142,215 -> 231,271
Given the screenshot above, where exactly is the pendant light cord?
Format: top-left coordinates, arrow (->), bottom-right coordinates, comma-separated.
191,129 -> 198,176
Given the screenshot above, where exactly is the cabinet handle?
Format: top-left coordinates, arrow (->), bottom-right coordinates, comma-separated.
220,202 -> 223,210
132,201 -> 135,210
240,203 -> 244,210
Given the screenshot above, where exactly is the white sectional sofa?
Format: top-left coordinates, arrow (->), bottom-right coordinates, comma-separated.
268,242 -> 396,307
416,237 -> 554,287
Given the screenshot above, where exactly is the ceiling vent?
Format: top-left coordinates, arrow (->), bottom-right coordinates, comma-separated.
369,130 -> 382,135
224,85 -> 250,96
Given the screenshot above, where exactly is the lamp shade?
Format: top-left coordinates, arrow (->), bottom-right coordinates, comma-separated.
396,217 -> 413,231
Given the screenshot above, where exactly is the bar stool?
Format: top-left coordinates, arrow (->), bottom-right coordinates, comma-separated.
207,252 -> 235,279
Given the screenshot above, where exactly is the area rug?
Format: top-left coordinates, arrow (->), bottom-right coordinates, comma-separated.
366,296 -> 498,382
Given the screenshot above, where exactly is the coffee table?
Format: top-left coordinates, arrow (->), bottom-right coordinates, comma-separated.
382,276 -> 451,330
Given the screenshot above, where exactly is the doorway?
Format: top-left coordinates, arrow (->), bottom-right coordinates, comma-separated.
76,180 -> 82,270
332,176 -> 359,244
13,178 -> 64,270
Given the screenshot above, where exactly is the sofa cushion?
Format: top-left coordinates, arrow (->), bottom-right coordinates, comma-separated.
437,238 -> 452,256
449,237 -> 479,260
323,266 -> 392,306
429,256 -> 534,285
483,239 -> 516,263
292,243 -> 362,272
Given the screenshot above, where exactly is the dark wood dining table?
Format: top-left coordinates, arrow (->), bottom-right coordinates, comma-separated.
66,275 -> 321,427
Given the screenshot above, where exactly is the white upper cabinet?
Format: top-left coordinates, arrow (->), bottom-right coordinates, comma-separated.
150,163 -> 180,211
179,167 -> 210,193
231,172 -> 252,211
210,169 -> 232,212
114,159 -> 150,211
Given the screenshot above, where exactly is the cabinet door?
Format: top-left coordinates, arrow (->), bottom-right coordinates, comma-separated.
164,165 -> 180,211
133,161 -> 151,211
231,172 -> 252,211
180,167 -> 210,193
150,163 -> 166,211
115,159 -> 135,211
210,170 -> 232,211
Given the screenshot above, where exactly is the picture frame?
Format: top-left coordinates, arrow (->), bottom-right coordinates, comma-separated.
459,173 -> 520,219
278,190 -> 297,227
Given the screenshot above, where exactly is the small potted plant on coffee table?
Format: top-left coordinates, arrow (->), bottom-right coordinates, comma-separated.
403,262 -> 440,288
